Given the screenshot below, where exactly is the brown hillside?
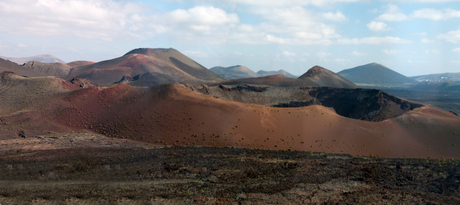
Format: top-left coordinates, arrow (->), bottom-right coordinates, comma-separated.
67,61 -> 95,67
208,74 -> 296,87
0,58 -> 45,77
295,66 -> 358,88
0,73 -> 459,160
67,48 -> 225,86
22,61 -> 71,78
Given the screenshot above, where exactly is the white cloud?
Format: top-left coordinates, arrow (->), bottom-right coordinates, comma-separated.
226,0 -> 359,7
282,51 -> 296,56
376,4 -> 408,22
388,0 -> 460,2
233,51 -> 243,55
424,49 -> 440,54
183,50 -> 208,58
437,30 -> 460,43
338,36 -> 413,44
453,48 -> 460,52
415,32 -> 427,36
350,51 -> 368,56
412,8 -> 460,21
303,53 -> 310,56
421,38 -> 434,43
317,52 -> 331,57
17,43 -> 27,48
169,6 -> 239,25
382,49 -> 404,55
366,21 -> 391,31
0,0 -> 145,40
229,6 -> 341,45
334,58 -> 349,63
321,11 -> 347,21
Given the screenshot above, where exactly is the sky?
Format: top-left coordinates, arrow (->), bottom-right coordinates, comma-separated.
0,0 -> 460,76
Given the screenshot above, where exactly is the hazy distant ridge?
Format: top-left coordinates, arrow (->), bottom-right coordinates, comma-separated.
338,63 -> 416,85
0,54 -> 65,64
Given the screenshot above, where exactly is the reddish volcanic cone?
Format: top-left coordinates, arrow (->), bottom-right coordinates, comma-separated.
294,65 -> 358,88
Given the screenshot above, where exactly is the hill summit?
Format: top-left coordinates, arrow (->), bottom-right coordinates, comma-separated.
295,65 -> 358,88
66,48 -> 225,86
338,63 -> 415,85
210,65 -> 259,80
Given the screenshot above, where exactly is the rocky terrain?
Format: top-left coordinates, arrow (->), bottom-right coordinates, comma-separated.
0,143 -> 459,204
186,84 -> 422,121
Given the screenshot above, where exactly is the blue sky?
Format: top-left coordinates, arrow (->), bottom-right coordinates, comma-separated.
0,0 -> 460,76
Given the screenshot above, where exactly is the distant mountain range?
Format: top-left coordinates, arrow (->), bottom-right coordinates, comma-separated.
338,63 -> 416,85
0,54 -> 65,64
3,49 -> 460,92
210,65 -> 297,79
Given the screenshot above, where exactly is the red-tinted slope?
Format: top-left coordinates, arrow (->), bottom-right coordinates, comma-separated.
1,73 -> 459,159
66,48 -> 225,86
295,66 -> 358,88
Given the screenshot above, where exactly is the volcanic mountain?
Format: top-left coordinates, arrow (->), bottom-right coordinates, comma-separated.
22,61 -> 72,78
1,54 -> 65,65
257,69 -> 297,78
338,63 -> 416,85
292,66 -> 358,88
66,48 -> 225,86
1,70 -> 459,160
0,58 -> 45,77
210,65 -> 259,79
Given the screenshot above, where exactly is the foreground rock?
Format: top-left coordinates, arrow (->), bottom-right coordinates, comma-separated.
0,146 -> 459,204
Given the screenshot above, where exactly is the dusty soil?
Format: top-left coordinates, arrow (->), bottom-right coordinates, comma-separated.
0,134 -> 459,204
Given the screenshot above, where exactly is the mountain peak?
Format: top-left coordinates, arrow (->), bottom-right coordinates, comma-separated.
124,48 -> 176,56
299,65 -> 331,78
